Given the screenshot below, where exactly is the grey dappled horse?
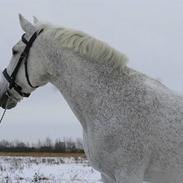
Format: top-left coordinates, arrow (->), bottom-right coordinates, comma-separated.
0,15 -> 183,183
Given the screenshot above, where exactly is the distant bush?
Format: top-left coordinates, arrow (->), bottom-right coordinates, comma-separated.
0,137 -> 84,153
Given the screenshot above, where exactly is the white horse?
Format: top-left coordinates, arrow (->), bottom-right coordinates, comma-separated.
0,15 -> 183,183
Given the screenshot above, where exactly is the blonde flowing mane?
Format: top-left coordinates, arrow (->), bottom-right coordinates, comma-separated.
45,26 -> 128,69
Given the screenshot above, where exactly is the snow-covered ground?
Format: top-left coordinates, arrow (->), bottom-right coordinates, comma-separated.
0,156 -> 102,183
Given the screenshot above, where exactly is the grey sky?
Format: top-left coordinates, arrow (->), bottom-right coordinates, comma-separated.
0,0 -> 183,142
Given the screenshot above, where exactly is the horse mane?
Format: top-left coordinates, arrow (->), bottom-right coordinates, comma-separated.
41,24 -> 128,69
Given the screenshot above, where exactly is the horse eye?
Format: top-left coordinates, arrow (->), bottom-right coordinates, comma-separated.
12,49 -> 18,55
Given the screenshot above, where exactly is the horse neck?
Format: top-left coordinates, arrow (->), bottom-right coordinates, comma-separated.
46,45 -> 131,128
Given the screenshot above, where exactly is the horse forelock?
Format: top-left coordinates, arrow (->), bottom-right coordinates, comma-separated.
42,25 -> 128,69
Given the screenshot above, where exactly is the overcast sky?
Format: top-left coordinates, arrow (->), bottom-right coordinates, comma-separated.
0,0 -> 183,143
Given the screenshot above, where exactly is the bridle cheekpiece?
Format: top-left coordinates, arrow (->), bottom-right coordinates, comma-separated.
2,29 -> 44,98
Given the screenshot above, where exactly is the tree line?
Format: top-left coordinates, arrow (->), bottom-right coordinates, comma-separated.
0,137 -> 84,153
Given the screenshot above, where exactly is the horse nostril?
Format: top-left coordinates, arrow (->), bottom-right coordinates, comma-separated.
0,90 -> 20,110
0,92 -> 10,109
0,98 -> 17,109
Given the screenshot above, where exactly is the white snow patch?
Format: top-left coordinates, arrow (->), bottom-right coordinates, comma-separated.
0,156 -> 102,183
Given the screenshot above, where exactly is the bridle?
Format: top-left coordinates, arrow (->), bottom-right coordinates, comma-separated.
3,29 -> 44,98
0,29 -> 43,123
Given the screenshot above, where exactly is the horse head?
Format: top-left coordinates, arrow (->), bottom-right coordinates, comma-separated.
0,15 -> 48,109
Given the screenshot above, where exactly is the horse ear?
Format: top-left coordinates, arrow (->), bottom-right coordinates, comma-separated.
33,16 -> 39,24
19,14 -> 35,34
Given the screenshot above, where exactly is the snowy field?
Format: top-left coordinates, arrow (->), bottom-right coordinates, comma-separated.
0,156 -> 102,183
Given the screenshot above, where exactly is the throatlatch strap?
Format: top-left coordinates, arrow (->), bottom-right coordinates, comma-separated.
11,29 -> 44,87
22,29 -> 44,88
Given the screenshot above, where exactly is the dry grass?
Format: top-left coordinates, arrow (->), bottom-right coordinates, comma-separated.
0,152 -> 86,158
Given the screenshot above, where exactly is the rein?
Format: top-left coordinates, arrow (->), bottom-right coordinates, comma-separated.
0,29 -> 44,124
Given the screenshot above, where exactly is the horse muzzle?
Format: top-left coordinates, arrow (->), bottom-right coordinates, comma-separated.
0,92 -> 17,109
